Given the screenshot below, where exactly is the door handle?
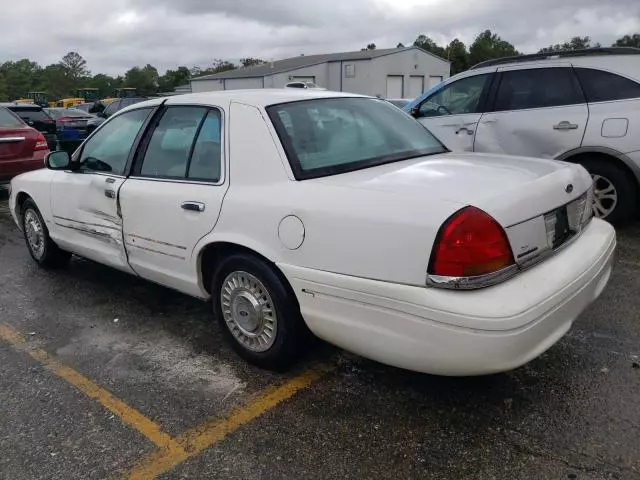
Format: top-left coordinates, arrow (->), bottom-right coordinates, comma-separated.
181,201 -> 205,212
455,126 -> 475,135
553,121 -> 579,130
105,177 -> 116,184
104,189 -> 116,199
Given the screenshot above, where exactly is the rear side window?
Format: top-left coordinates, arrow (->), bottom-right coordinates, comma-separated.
140,107 -> 206,178
574,68 -> 640,102
493,68 -> 584,111
0,107 -> 24,128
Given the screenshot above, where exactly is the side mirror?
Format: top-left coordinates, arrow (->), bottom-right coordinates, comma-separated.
97,111 -> 106,118
45,150 -> 71,170
410,106 -> 421,118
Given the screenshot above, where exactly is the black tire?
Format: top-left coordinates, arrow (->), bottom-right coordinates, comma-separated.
212,253 -> 308,370
21,199 -> 71,269
579,158 -> 637,226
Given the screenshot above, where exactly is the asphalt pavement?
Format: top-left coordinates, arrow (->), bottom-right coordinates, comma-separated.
0,187 -> 638,480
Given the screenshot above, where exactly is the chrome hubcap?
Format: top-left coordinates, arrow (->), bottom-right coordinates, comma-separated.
591,174 -> 618,219
221,271 -> 277,352
24,209 -> 45,259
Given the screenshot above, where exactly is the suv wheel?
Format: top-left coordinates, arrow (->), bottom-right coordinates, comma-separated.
579,158 -> 637,225
212,253 -> 309,370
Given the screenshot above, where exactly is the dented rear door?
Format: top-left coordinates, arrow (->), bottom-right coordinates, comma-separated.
474,64 -> 588,159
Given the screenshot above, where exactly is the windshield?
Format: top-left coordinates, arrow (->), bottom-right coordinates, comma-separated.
267,97 -> 446,179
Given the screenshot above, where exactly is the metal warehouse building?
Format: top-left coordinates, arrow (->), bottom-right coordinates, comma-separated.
190,47 -> 450,99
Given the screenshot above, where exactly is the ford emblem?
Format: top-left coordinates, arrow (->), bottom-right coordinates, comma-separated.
565,184 -> 574,194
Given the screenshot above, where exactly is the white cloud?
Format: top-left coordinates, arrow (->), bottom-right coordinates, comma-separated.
0,0 -> 638,75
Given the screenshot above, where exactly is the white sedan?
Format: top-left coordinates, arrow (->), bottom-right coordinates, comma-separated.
9,90 -> 615,376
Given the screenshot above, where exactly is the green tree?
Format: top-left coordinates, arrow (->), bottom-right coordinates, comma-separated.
413,35 -> 447,59
539,36 -> 600,53
87,73 -> 121,98
446,38 -> 469,75
397,42 -> 405,48
158,66 -> 191,92
0,59 -> 42,100
59,51 -> 90,83
196,59 -> 236,77
613,33 -> 640,47
361,43 -> 377,51
37,64 -> 73,99
468,30 -> 518,66
240,58 -> 265,67
124,64 -> 159,95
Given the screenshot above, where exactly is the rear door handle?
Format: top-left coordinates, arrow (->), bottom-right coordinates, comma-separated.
181,201 -> 205,212
455,126 -> 475,135
553,121 -> 579,130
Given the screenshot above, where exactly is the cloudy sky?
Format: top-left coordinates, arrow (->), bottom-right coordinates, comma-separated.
3,0 -> 639,75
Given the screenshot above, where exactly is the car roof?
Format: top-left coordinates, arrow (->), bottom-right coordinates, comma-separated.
0,102 -> 42,109
125,89 -> 369,112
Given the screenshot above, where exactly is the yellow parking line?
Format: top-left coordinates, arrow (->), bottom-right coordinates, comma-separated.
125,367 -> 328,480
0,323 -> 183,453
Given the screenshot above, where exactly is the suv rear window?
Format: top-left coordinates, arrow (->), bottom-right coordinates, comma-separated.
493,68 -> 584,111
0,107 -> 24,128
9,107 -> 51,122
574,68 -> 640,103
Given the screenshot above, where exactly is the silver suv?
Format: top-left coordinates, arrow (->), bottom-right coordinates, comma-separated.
405,47 -> 640,224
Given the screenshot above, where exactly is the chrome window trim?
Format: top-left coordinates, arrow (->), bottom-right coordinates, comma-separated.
426,192 -> 593,290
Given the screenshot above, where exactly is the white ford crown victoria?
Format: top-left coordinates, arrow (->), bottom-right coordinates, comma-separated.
9,90 -> 615,375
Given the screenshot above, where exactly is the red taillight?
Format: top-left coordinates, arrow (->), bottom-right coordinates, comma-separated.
57,117 -> 73,122
33,132 -> 49,151
429,207 -> 514,277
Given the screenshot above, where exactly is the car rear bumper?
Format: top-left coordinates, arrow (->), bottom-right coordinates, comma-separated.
0,151 -> 47,183
280,218 -> 615,376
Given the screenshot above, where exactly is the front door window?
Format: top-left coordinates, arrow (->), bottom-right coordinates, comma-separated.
419,74 -> 490,118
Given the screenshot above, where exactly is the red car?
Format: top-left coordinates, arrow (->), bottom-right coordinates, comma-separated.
0,106 -> 49,184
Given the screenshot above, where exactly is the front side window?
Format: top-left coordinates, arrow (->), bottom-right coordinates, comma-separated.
574,68 -> 640,103
267,97 -> 446,179
78,108 -> 152,175
493,68 -> 584,111
139,106 -> 206,179
419,74 -> 490,117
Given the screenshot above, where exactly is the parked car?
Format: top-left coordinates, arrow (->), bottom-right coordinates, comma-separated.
45,107 -> 95,150
285,81 -> 325,90
386,98 -> 411,109
0,106 -> 49,184
404,47 -> 640,224
0,102 -> 57,150
72,102 -> 94,113
9,90 -> 615,376
86,97 -> 147,134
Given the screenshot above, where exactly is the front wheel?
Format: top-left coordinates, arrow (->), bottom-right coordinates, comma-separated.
579,159 -> 637,225
212,253 -> 308,370
21,199 -> 71,268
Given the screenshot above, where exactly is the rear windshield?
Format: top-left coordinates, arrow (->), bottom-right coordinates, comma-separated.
10,108 -> 50,122
47,108 -> 89,118
0,107 -> 24,128
266,97 -> 446,179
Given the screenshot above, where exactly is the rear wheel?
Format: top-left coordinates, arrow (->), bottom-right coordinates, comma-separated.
21,199 -> 71,268
212,253 -> 308,370
579,158 -> 637,225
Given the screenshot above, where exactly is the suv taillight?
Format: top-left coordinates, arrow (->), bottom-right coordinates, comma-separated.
429,207 -> 514,278
33,132 -> 49,151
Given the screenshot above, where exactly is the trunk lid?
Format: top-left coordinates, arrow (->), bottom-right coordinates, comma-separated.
315,152 -> 592,227
0,127 -> 37,162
